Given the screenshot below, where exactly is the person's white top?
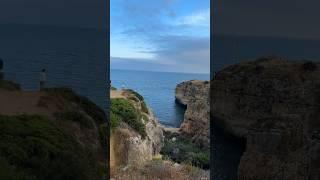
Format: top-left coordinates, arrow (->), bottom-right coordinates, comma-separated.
40,72 -> 47,82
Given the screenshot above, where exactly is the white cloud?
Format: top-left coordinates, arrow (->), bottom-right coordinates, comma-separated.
176,9 -> 210,27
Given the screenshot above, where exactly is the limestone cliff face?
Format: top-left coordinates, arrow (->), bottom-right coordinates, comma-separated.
111,114 -> 163,167
211,58 -> 320,179
175,80 -> 210,148
110,90 -> 164,168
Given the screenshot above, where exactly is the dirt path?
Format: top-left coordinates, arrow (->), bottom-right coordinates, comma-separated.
110,90 -> 126,99
0,90 -> 55,116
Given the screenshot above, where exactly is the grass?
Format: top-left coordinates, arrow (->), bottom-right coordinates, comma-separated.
0,114 -> 101,180
0,80 -> 20,91
111,98 -> 146,138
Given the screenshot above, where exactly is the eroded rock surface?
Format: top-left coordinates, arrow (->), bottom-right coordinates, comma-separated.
211,58 -> 320,179
112,115 -> 163,167
110,90 -> 164,168
175,80 -> 210,148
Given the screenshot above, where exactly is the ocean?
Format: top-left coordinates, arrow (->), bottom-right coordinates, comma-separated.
0,24 -> 108,111
111,69 -> 209,127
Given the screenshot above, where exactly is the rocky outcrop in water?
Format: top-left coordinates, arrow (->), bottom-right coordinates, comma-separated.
211,57 -> 320,179
175,80 -> 210,148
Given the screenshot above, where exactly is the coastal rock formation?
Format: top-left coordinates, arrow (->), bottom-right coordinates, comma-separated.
110,89 -> 164,168
211,57 -> 320,179
111,113 -> 163,167
111,89 -> 209,179
175,80 -> 210,148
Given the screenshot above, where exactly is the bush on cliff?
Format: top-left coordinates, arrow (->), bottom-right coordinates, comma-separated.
110,111 -> 120,129
161,136 -> 210,169
0,80 -> 20,91
54,110 -> 94,129
44,88 -> 106,124
111,98 -> 146,137
0,114 -> 100,180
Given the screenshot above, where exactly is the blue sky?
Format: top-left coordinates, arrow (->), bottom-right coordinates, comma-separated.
111,0 -> 210,74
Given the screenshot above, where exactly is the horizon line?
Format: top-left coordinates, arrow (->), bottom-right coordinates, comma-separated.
110,68 -> 210,76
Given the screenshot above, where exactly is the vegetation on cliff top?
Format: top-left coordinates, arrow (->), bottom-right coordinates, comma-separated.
111,98 -> 147,138
0,79 -> 20,91
0,85 -> 108,179
161,135 -> 210,169
125,89 -> 144,101
44,88 -> 106,124
0,114 -> 101,180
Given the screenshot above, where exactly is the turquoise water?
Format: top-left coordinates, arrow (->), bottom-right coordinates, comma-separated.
111,69 -> 209,127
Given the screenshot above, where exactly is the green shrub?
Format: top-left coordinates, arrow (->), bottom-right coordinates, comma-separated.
186,152 -> 210,169
161,136 -> 210,169
111,98 -> 137,120
111,98 -> 146,138
44,88 -> 106,124
110,112 -> 120,129
111,86 -> 117,90
126,89 -> 144,101
0,80 -> 20,91
54,111 -> 94,129
0,114 -> 100,180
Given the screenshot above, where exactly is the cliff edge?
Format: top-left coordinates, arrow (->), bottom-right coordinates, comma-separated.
211,57 -> 320,179
110,89 -> 164,169
175,80 -> 210,148
0,84 -> 108,180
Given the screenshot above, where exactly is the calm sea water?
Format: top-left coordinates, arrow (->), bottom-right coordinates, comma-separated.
0,24 -> 108,111
111,69 -> 209,127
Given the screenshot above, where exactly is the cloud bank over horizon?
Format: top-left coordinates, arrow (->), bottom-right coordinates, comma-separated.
111,0 -> 210,74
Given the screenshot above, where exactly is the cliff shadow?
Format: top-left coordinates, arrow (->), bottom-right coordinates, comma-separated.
212,117 -> 246,180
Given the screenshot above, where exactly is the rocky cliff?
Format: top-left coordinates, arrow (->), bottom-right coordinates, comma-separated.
211,57 -> 320,179
175,80 -> 210,148
0,86 -> 108,180
110,89 -> 164,169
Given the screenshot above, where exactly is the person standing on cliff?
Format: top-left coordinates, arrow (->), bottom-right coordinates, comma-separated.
39,69 -> 47,90
0,59 -> 4,80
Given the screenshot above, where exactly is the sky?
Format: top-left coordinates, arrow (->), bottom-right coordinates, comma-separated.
0,0 -> 107,29
214,0 -> 320,39
111,0 -> 210,74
